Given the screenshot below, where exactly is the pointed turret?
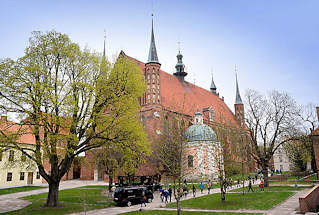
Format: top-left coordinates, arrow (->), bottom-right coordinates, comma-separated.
234,73 -> 244,126
173,50 -> 187,81
210,73 -> 217,94
235,74 -> 243,104
147,16 -> 160,65
144,15 -> 161,106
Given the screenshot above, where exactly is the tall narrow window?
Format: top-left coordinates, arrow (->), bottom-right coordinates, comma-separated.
7,172 -> 12,181
20,172 -> 25,180
164,115 -> 168,133
36,172 -> 40,179
188,155 -> 194,168
9,150 -> 14,162
0,150 -> 2,161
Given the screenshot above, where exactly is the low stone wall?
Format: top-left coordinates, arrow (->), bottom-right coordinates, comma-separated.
299,184 -> 319,213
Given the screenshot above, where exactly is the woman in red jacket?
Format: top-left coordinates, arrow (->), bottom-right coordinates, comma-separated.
260,179 -> 265,192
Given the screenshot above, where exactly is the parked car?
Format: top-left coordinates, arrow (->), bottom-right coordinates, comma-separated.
113,186 -> 154,206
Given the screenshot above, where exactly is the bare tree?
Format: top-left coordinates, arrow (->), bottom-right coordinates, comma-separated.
157,114 -> 187,215
245,89 -> 300,187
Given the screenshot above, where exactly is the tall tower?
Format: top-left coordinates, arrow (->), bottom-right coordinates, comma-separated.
143,15 -> 161,106
210,73 -> 217,94
234,73 -> 244,126
173,50 -> 187,81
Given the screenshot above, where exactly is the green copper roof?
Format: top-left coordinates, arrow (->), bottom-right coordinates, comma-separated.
147,19 -> 159,64
235,74 -> 243,104
185,124 -> 217,142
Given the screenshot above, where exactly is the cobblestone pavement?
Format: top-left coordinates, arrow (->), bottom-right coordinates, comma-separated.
0,180 -> 108,214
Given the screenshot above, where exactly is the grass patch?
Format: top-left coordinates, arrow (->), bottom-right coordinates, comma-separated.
2,186 -> 115,215
229,185 -> 312,193
121,210 -> 262,215
167,192 -> 294,210
269,180 -> 316,185
78,185 -> 109,189
0,186 -> 45,196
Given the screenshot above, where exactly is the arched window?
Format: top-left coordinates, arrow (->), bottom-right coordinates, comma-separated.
188,155 -> 194,168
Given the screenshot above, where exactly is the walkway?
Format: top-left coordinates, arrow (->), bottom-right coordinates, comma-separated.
69,181 -> 259,215
0,180 -> 108,214
0,180 -> 311,215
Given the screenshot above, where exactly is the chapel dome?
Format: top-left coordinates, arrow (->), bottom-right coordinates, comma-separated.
185,123 -> 216,142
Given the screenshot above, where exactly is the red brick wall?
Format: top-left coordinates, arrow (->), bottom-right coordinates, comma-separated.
299,184 -> 319,213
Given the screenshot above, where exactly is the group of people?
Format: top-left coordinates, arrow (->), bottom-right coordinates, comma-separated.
159,187 -> 172,203
247,175 -> 265,192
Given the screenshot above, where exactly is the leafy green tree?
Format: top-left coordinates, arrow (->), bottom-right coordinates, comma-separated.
0,31 -> 148,207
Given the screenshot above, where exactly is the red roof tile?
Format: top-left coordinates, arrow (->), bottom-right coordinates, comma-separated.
124,52 -> 239,127
0,120 -> 35,145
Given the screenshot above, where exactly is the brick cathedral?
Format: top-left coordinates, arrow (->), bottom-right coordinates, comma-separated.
80,19 -> 248,182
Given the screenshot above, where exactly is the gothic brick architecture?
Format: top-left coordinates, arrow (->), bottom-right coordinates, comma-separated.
80,18 -> 250,182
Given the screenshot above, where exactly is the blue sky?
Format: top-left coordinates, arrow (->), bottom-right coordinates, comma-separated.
1,0 -> 318,112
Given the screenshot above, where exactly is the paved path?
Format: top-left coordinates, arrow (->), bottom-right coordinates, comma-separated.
69,181 -> 259,215
0,180 -> 108,214
266,188 -> 310,215
0,179 -> 311,215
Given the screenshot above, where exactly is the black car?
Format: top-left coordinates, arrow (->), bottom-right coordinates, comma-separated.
113,186 -> 154,206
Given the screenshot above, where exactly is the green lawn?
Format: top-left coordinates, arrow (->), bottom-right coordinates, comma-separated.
121,210 -> 262,215
229,185 -> 312,193
167,192 -> 294,210
2,186 -> 114,215
0,186 -> 45,196
269,180 -> 316,185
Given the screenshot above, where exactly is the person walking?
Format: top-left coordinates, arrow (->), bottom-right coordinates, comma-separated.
168,187 -> 172,202
200,182 -> 204,194
140,190 -> 147,207
248,179 -> 254,192
159,187 -> 163,202
183,183 -> 188,198
163,189 -> 169,203
260,179 -> 265,192
207,181 -> 211,194
192,184 -> 196,197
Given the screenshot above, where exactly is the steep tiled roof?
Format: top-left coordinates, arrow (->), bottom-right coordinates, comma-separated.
0,120 -> 35,145
124,52 -> 239,127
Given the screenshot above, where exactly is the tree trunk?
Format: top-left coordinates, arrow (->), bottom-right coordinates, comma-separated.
220,186 -> 225,201
242,179 -> 245,195
176,199 -> 181,215
263,167 -> 269,187
108,175 -> 113,191
46,181 -> 60,207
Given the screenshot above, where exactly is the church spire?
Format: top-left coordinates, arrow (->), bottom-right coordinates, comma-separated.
210,73 -> 217,94
235,73 -> 243,105
147,14 -> 160,64
103,30 -> 106,58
